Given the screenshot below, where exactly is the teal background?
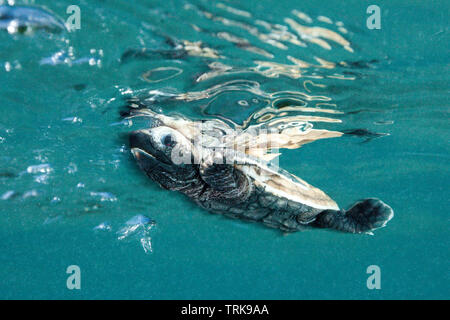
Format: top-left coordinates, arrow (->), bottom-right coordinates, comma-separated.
0,0 -> 448,299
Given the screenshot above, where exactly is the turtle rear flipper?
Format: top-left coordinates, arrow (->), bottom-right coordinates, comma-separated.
313,199 -> 393,233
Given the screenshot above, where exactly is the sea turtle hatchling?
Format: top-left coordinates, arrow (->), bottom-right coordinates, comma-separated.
127,109 -> 393,233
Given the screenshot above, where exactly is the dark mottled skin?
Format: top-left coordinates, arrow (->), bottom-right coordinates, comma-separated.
136,154 -> 320,232
197,184 -> 322,232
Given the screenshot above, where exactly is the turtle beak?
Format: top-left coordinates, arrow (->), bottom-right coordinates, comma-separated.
129,130 -> 175,174
129,130 -> 160,174
131,147 -> 159,174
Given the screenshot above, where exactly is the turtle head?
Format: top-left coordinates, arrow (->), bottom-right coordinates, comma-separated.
129,125 -> 203,192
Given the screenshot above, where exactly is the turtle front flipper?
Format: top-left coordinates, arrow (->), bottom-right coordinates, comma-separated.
312,199 -> 394,233
199,160 -> 251,202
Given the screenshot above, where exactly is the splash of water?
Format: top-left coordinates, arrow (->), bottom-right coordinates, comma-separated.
116,215 -> 156,254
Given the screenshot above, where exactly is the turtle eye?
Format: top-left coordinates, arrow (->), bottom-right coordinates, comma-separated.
162,134 -> 176,147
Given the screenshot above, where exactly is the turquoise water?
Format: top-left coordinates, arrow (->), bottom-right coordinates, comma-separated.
0,0 -> 448,299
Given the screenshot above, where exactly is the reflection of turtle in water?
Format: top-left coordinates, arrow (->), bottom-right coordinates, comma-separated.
127,109 -> 393,233
121,38 -> 220,63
